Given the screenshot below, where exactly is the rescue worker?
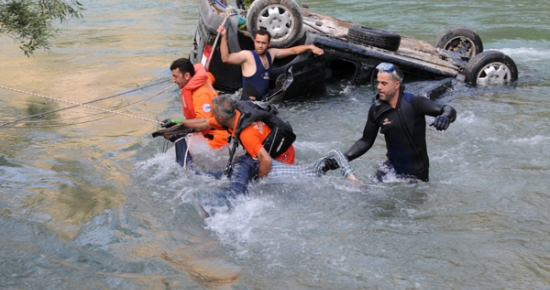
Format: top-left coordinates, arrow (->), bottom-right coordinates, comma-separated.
324,62 -> 457,182
174,95 -> 293,211
217,24 -> 324,101
176,94 -> 295,176
161,58 -> 229,167
175,95 -> 361,216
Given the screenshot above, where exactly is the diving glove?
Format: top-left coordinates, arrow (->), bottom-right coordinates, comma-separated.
321,157 -> 340,173
430,105 -> 456,131
430,116 -> 450,131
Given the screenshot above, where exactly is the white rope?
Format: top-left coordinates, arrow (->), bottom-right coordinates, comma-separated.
0,84 -> 170,125
174,134 -> 192,169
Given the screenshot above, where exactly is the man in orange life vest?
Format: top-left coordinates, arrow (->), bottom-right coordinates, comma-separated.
161,58 -> 229,167
176,95 -> 295,212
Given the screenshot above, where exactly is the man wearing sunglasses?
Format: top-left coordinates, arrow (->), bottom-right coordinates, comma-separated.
325,62 -> 456,182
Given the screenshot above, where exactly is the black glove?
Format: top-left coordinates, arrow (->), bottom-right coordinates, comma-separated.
321,157 -> 340,173
430,116 -> 450,131
160,118 -> 178,128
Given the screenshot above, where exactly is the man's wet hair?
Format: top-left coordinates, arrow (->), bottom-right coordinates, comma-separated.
255,29 -> 272,43
392,65 -> 404,82
170,58 -> 195,77
212,95 -> 236,119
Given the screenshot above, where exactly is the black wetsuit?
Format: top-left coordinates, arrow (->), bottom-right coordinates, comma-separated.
344,90 -> 456,181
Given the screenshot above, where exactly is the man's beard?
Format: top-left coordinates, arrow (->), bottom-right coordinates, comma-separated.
255,48 -> 267,56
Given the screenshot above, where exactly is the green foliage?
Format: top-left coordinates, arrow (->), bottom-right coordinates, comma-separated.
0,0 -> 83,56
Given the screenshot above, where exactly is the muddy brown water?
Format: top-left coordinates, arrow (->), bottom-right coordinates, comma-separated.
1,0 -> 550,289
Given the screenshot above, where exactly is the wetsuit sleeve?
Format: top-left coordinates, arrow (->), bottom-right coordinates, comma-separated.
440,105 -> 457,122
344,105 -> 380,162
411,96 -> 456,122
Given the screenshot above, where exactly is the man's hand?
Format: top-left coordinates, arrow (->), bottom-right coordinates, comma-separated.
310,45 -> 324,56
322,157 -> 340,173
257,148 -> 273,179
430,116 -> 450,131
160,118 -> 182,128
217,25 -> 226,37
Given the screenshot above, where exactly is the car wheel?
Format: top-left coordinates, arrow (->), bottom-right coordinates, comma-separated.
435,26 -> 483,59
464,51 -> 518,86
246,0 -> 304,48
347,25 -> 401,52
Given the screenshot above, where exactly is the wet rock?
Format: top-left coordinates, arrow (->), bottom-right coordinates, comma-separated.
161,244 -> 241,287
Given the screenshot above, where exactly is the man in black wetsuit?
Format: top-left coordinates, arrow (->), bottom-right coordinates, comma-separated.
325,62 -> 457,182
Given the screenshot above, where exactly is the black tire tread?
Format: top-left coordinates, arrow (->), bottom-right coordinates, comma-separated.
435,26 -> 483,58
464,50 -> 518,85
347,25 -> 401,52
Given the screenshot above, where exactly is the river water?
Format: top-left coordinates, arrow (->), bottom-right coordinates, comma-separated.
1,0 -> 550,289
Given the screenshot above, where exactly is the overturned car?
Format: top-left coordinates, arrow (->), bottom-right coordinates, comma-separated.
190,0 -> 518,100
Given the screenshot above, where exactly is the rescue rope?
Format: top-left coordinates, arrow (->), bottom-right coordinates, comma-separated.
16,82 -> 175,127
0,80 -> 171,126
0,83 -> 175,127
174,135 -> 191,169
204,8 -> 237,70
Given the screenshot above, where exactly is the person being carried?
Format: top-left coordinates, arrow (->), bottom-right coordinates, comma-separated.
269,149 -> 358,181
325,62 -> 457,182
217,24 -> 324,101
176,95 -> 357,215
160,58 -> 229,167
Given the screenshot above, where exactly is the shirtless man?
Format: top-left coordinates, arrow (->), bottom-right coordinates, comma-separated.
217,24 -> 324,101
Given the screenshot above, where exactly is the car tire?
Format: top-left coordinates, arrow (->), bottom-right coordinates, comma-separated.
347,25 -> 401,52
464,50 -> 518,86
246,0 -> 304,48
435,26 -> 483,59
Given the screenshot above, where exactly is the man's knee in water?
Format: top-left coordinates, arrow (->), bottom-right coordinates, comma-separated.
198,155 -> 259,216
228,155 -> 259,193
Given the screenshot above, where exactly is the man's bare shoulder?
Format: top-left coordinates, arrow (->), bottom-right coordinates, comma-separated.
267,47 -> 282,57
236,50 -> 255,62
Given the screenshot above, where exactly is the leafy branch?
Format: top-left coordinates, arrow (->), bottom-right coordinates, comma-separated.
0,0 -> 84,56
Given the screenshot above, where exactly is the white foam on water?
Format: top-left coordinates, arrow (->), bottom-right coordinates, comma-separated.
338,83 -> 355,95
511,135 -> 550,145
495,47 -> 550,61
205,197 -> 275,246
134,151 -> 176,179
134,146 -> 228,209
457,110 -> 476,124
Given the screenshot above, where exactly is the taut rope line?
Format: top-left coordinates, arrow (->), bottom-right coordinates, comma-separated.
0,83 -> 175,127
17,79 -> 170,121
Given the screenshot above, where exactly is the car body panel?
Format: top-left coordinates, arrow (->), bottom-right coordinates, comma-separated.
189,0 -> 491,100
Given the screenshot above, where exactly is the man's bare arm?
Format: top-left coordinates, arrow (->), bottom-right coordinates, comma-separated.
256,148 -> 273,178
217,25 -> 249,65
181,118 -> 212,130
269,44 -> 324,60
